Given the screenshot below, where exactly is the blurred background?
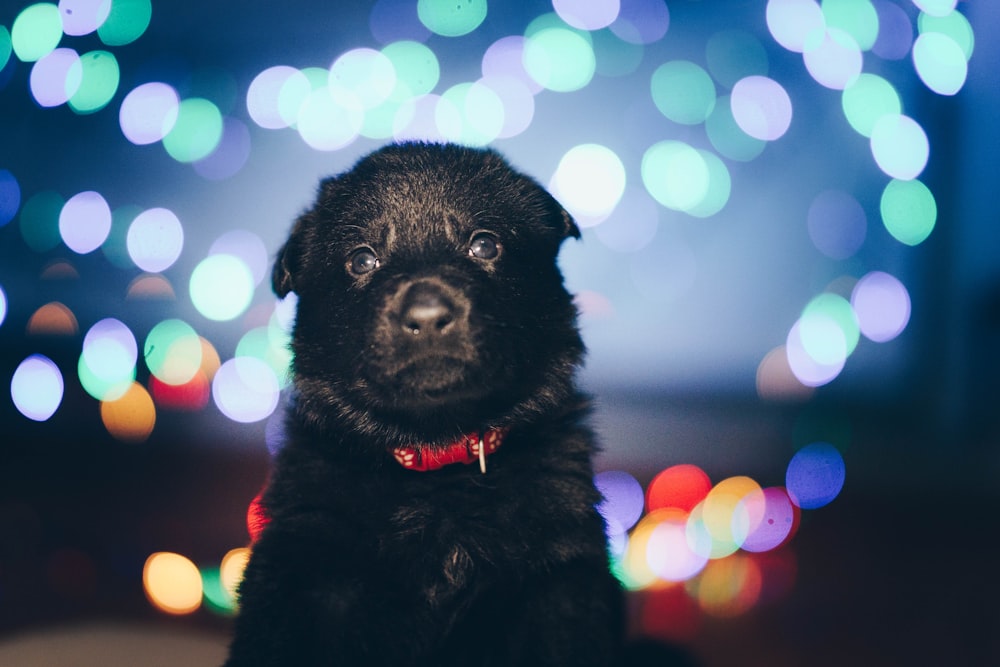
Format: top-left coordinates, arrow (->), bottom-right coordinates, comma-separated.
1,0 -> 997,665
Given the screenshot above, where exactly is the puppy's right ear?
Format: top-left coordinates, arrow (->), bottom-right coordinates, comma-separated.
272,214 -> 308,298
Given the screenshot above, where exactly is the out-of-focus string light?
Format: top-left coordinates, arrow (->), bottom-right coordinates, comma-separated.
807,190 -> 867,260
96,0 -> 151,47
100,381 -> 156,442
143,552 -> 203,615
59,190 -> 112,254
730,75 -> 792,141
29,48 -> 81,107
821,0 -> 880,52
880,178 -> 936,246
437,80 -> 505,146
189,254 -> 256,322
550,144 -> 626,226
871,0 -> 913,60
193,117 -> 252,180
851,271 -> 911,343
11,3 -> 63,63
785,442 -> 846,509
126,207 -> 184,272
912,31 -> 967,95
592,186 -> 658,253
0,169 -> 20,227
212,356 -> 280,423
803,27 -> 863,89
68,50 -> 119,114
650,60 -> 716,125
918,9 -> 973,60
610,0 -> 670,45
144,319 -> 203,386
766,0 -> 825,53
59,0 -> 112,36
523,15 -> 596,93
705,29 -> 769,89
417,0 -> 487,37
119,82 -> 180,145
913,0 -> 957,17
553,0 -> 620,31
80,317 -> 138,401
19,191 -> 64,253
26,301 -> 78,335
162,98 -> 224,162
11,354 -> 64,422
705,97 -> 766,162
869,113 -> 929,180
841,73 -> 901,137
0,284 -> 6,328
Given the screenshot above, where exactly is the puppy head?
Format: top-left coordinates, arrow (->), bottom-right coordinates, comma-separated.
275,142 -> 583,446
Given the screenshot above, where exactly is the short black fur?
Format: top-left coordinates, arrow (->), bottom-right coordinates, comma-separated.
225,142 -> 624,667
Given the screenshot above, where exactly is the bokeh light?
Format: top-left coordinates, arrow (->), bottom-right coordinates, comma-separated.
11,354 -> 64,422
59,0 -> 112,36
766,0 -> 825,53
212,357 -> 281,423
650,60 -> 716,125
871,0 -> 913,60
236,327 -> 292,389
59,190 -> 112,254
870,114 -> 929,180
705,29 -> 768,88
162,98 -> 224,163
0,284 -> 6,328
143,552 -> 203,615
20,191 -> 64,253
100,381 -> 156,442
553,0 -> 619,31
697,476 -> 762,557
786,443 -> 846,509
730,76 -> 792,141
646,464 -> 712,513
12,3 -> 63,62
841,73 -> 900,138
126,207 -> 184,272
733,487 -> 798,552
383,40 -> 440,100
1,169 -> 23,227
68,50 -> 119,114
803,28 -> 863,90
918,9 -> 973,60
610,0 -> 670,45
246,66 -> 310,129
437,80 -> 504,147
851,271 -> 910,343
26,302 -> 78,335
220,547 -> 251,606
641,140 -> 709,213
144,319 -> 203,386
119,82 -> 180,145
646,509 -> 709,582
209,230 -> 269,286
692,554 -> 762,617
482,36 -> 540,94
296,87 -> 364,151
189,254 -> 256,322
687,150 -> 731,219
592,186 -> 658,253
329,48 -> 396,110
80,317 -> 138,401
523,18 -> 596,93
193,117 -> 252,180
786,318 -> 845,387
912,31 -> 967,96
97,0 -> 151,46
913,0 -> 957,17
550,144 -> 626,226
706,97 -> 766,162
880,178 -> 936,246
807,189 -> 867,260
595,470 -> 645,535
821,0 -> 879,51
801,292 -> 860,359
417,0 -> 487,37
756,345 -> 814,401
369,0 -> 430,44
30,48 -> 82,107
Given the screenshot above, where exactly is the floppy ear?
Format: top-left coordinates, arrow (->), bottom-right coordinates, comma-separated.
560,206 -> 581,241
272,208 -> 316,298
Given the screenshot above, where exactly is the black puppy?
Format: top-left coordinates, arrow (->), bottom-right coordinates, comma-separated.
224,142 -> 624,666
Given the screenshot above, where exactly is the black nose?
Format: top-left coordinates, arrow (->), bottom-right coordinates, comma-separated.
399,282 -> 456,336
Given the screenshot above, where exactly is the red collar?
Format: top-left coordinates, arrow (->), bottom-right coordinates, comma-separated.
393,428 -> 507,473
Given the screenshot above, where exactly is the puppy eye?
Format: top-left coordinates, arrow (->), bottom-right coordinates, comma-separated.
348,247 -> 379,275
469,232 -> 500,260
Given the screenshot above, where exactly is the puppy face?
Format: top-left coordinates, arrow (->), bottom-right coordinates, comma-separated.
274,143 -> 583,445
